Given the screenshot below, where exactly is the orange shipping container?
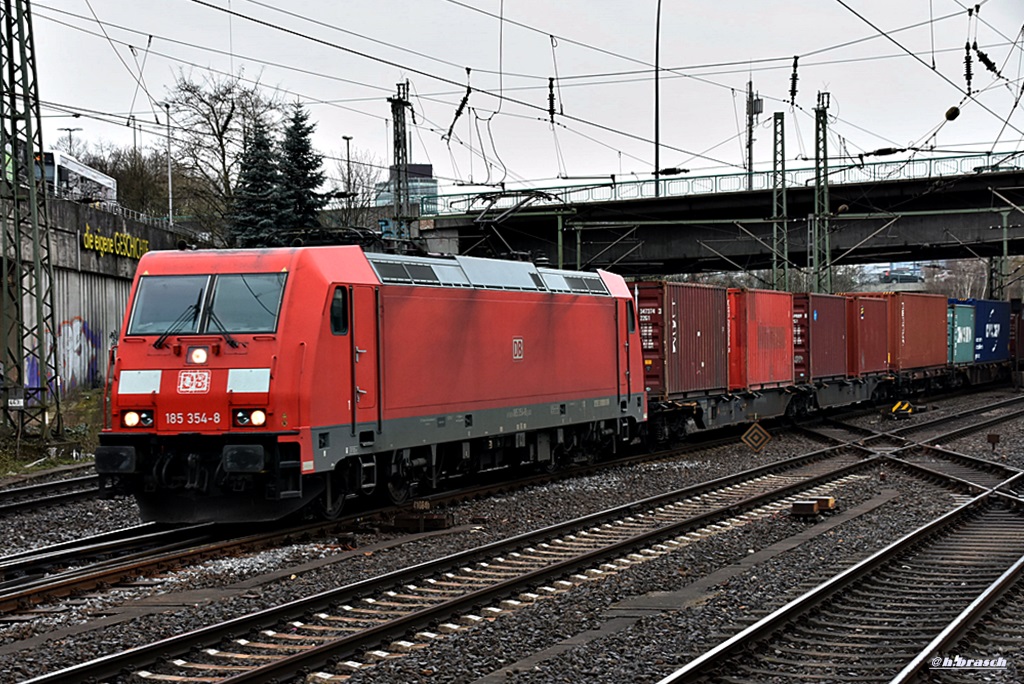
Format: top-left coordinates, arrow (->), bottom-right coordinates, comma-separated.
727,288 -> 794,391
846,292 -> 947,371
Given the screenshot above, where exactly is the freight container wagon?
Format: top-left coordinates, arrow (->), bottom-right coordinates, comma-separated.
727,288 -> 794,391
793,293 -> 848,382
635,282 -> 728,399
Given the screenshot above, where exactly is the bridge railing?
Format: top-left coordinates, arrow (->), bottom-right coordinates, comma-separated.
49,186 -> 164,226
421,151 -> 1024,217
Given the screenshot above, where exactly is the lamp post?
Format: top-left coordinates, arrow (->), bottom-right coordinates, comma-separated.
654,0 -> 661,198
57,127 -> 81,153
342,135 -> 353,215
163,103 -> 173,228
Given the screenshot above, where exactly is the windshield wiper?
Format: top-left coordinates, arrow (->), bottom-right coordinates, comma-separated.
207,309 -> 240,348
153,290 -> 202,349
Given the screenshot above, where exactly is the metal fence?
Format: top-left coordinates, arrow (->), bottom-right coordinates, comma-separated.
48,186 -> 164,226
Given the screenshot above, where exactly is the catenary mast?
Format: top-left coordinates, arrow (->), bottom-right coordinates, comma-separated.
0,0 -> 62,438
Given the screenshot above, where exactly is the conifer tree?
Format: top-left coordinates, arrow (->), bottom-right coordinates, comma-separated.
278,103 -> 329,240
229,119 -> 283,247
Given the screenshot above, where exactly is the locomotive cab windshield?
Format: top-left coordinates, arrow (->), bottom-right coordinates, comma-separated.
129,272 -> 287,339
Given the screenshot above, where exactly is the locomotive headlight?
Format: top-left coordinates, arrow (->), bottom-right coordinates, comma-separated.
122,410 -> 154,428
233,409 -> 268,427
187,346 -> 209,365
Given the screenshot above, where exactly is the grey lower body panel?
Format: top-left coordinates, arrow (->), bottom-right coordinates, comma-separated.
311,394 -> 646,473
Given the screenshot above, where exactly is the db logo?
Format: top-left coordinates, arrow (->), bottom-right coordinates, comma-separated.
512,337 -> 524,361
177,369 -> 211,394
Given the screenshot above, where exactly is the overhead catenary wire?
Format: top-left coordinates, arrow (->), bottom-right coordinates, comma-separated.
43,1 -> 1014,170
126,36 -> 155,122
81,0 -> 165,124
38,0 -> 1024,193
238,0 -> 536,80
834,0 -> 1024,138
186,0 -> 745,170
477,0 -> 505,121
34,8 -> 391,123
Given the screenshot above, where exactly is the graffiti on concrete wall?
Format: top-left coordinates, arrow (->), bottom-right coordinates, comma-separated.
57,317 -> 102,389
25,316 -> 104,392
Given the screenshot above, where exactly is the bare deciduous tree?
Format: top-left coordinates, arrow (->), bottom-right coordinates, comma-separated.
318,147 -> 387,243
81,141 -> 172,217
165,70 -> 283,244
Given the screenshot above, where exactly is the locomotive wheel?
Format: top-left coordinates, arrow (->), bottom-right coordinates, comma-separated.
543,451 -> 562,474
387,477 -> 410,505
318,490 -> 345,520
316,471 -> 349,520
384,451 -> 412,505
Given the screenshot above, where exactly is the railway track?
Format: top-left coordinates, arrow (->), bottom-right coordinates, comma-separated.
0,474 -> 100,515
657,493 -> 1024,683
894,445 -> 1023,492
23,449 -> 875,683
0,520 -> 355,615
801,401 -> 1024,493
901,555 -> 1024,683
8,391 -> 1022,681
886,394 -> 1024,444
0,424 -> 802,623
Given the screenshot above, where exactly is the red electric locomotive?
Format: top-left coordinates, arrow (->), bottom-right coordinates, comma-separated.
95,246 -> 646,523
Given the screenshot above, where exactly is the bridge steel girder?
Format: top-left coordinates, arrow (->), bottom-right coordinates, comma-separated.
430,171 -> 1024,276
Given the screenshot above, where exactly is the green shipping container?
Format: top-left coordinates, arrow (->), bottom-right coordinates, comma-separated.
948,303 -> 975,365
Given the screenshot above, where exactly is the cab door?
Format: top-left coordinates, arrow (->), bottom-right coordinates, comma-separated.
620,299 -> 635,405
351,285 -> 380,441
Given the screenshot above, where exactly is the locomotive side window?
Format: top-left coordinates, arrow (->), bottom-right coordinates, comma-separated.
127,275 -> 209,335
627,301 -> 637,333
330,287 -> 349,335
209,273 -> 287,333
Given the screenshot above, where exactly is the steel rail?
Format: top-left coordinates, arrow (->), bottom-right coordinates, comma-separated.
655,493 -> 1006,683
24,453 -> 875,683
890,548 -> 1024,682
0,475 -> 100,515
885,394 -> 1024,440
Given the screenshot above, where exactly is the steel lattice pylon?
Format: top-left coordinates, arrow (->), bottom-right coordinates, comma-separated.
388,81 -> 412,245
0,0 -> 62,438
809,91 -> 832,294
771,112 -> 788,291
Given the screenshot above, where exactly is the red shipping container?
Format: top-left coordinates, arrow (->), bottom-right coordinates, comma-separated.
728,288 -> 794,391
846,296 -> 888,376
636,281 -> 728,399
793,294 -> 849,382
847,292 -> 947,371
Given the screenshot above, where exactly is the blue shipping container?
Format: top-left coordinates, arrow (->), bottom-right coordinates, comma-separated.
954,298 -> 1011,363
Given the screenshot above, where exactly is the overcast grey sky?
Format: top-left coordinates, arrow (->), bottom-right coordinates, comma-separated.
34,1 -> 1024,192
